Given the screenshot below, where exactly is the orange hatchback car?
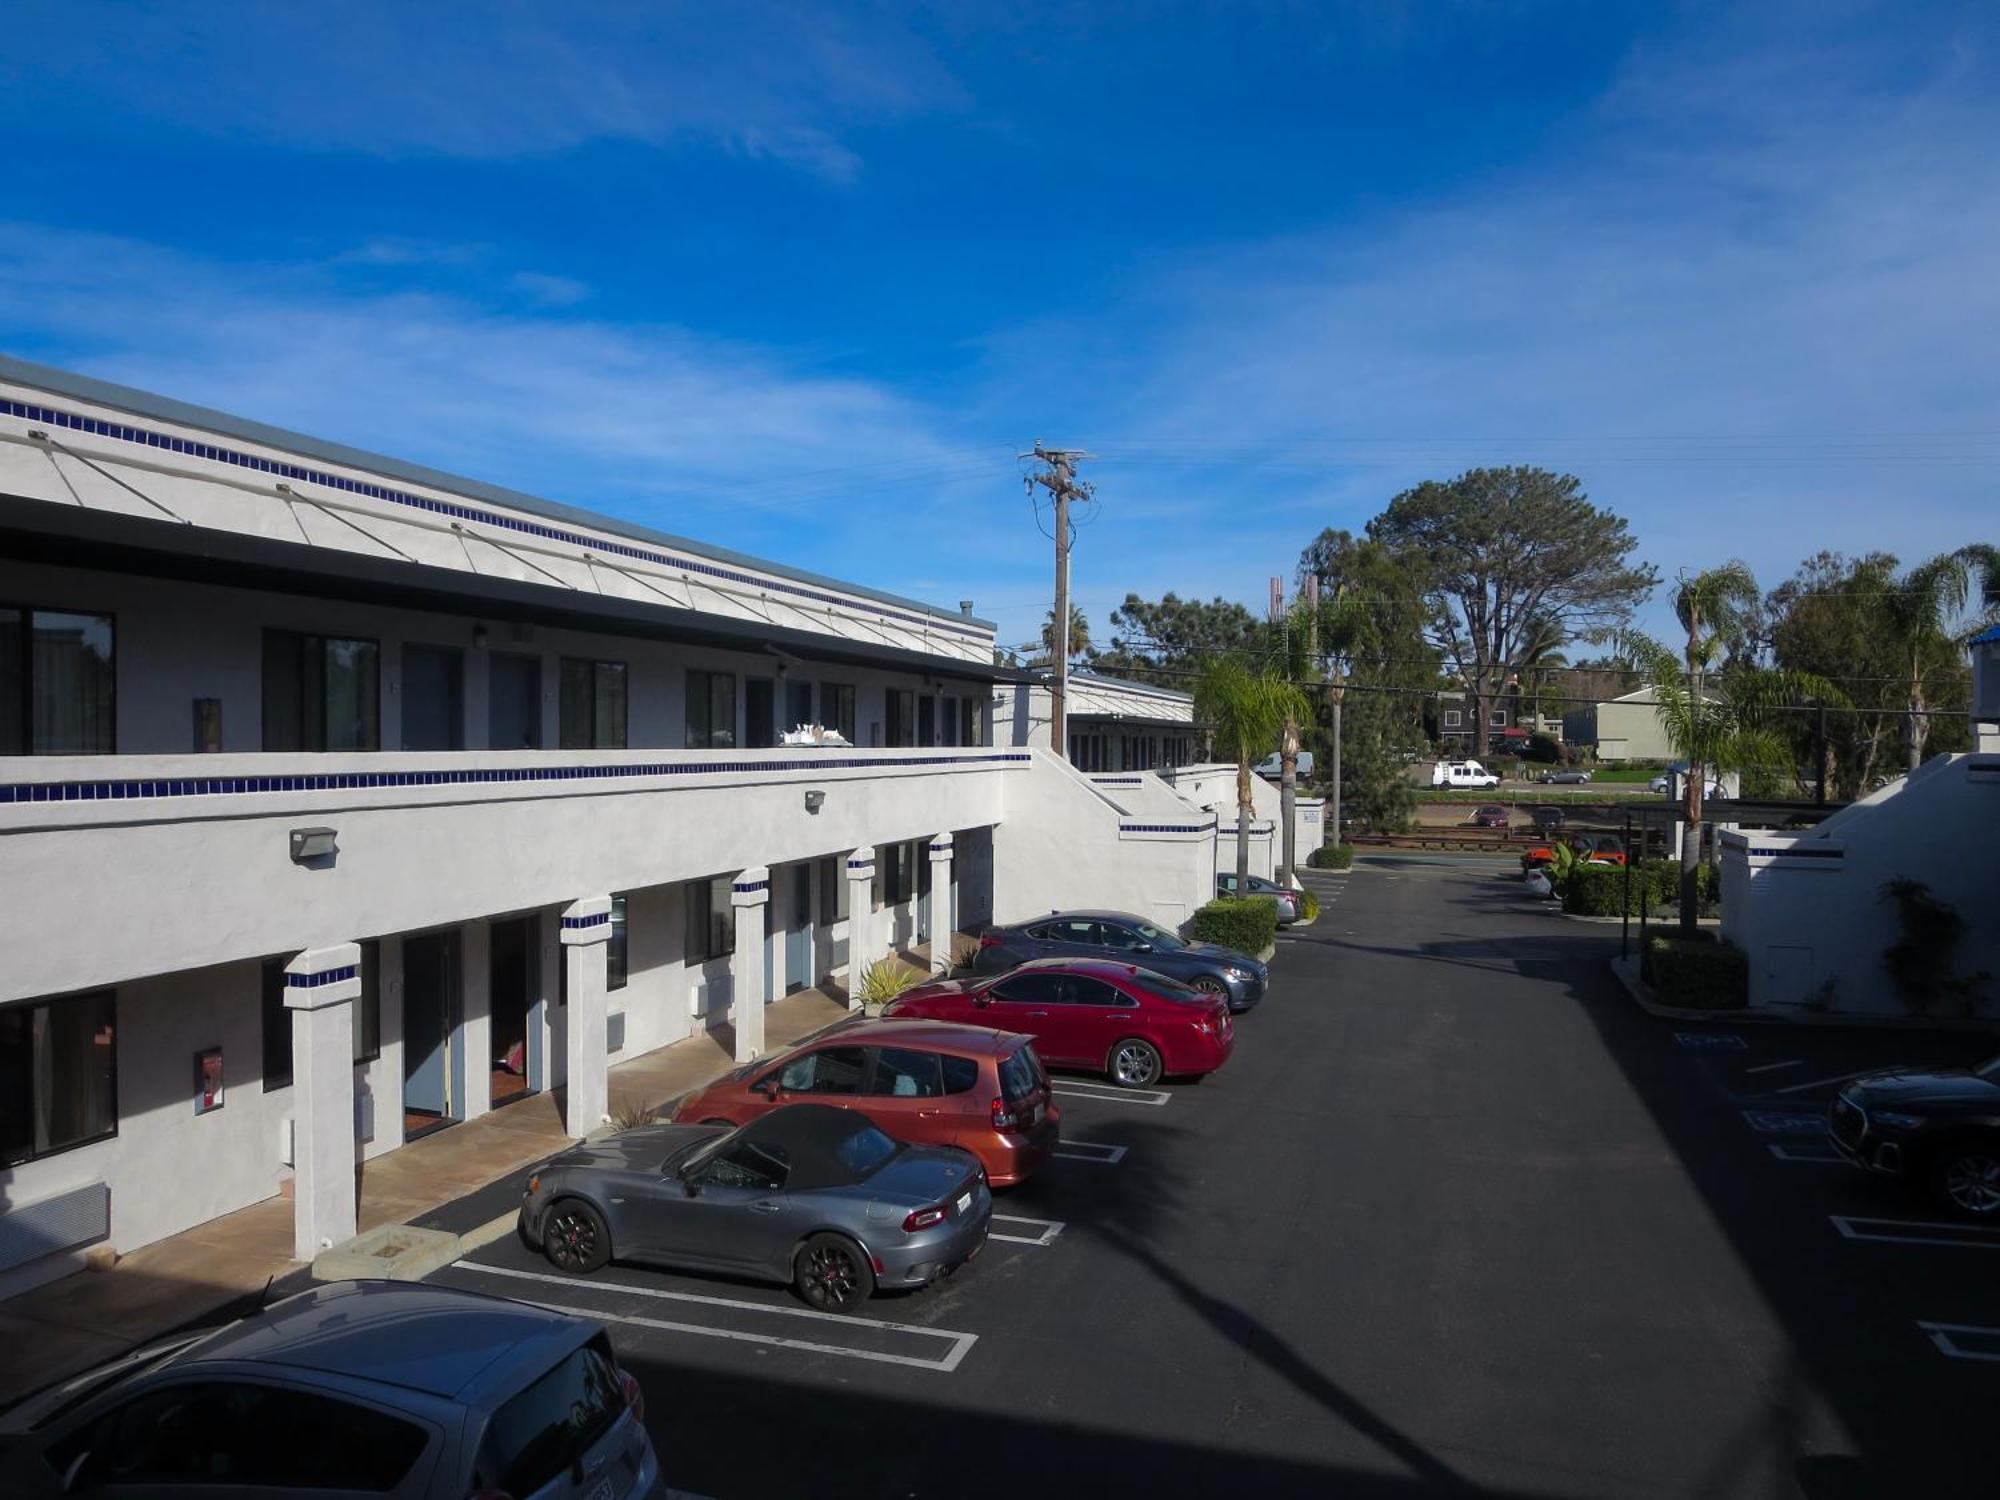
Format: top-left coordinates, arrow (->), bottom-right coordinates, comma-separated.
671,1018 -> 1061,1188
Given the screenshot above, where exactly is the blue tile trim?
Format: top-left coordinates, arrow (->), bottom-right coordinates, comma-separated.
561,912 -> 611,929
0,752 -> 1031,806
1747,846 -> 1843,859
846,857 -> 875,870
1,395 -> 989,643
731,879 -> 769,893
927,841 -> 952,853
1091,777 -> 1145,785
286,965 -> 358,988
1120,822 -> 1213,834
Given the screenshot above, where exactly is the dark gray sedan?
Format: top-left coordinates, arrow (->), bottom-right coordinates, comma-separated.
1216,871 -> 1302,923
520,1104 -> 991,1312
0,1281 -> 662,1499
973,909 -> 1268,1011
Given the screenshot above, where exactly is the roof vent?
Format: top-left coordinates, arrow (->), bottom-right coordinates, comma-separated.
960,600 -> 975,617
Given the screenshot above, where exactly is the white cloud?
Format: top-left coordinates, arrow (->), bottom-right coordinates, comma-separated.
0,222 -> 1014,606
0,1 -> 960,181
968,8 -> 2000,632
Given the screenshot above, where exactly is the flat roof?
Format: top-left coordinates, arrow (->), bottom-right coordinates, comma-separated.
0,352 -> 996,633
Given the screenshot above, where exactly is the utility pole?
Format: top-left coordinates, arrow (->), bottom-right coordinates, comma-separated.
1021,444 -> 1094,762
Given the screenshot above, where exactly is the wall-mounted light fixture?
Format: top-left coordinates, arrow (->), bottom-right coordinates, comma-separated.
289,826 -> 339,864
804,789 -> 826,814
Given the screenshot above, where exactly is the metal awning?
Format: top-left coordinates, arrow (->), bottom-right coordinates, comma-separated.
0,494 -> 1022,686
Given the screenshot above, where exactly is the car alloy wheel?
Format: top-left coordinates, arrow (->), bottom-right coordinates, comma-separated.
1941,1147 -> 2000,1215
1191,976 -> 1227,997
1111,1039 -> 1163,1088
544,1200 -> 610,1273
796,1233 -> 874,1311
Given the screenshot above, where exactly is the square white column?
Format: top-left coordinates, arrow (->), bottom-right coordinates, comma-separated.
285,943 -> 360,1260
560,897 -> 613,1139
458,920 -> 492,1121
844,847 -> 876,1010
731,869 -> 771,1062
927,833 -> 955,974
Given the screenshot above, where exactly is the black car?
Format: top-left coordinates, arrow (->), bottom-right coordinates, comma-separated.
1530,806 -> 1566,833
1830,1058 -> 2000,1216
973,910 -> 1268,1011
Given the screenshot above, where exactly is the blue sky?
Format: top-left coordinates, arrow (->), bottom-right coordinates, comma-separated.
3,1 -> 1996,651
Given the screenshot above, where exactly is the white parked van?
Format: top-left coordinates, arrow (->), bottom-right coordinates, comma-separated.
1432,759 -> 1501,789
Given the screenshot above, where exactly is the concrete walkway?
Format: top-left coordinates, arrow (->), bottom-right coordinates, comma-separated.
0,986 -> 851,1407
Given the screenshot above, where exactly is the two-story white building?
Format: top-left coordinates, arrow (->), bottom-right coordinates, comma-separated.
0,356 -> 1217,1297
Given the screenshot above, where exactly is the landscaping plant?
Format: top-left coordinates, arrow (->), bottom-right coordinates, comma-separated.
1189,896 -> 1279,955
857,957 -> 924,1013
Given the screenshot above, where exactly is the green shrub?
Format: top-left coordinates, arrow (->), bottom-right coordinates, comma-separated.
1561,860 -> 1718,917
1645,935 -> 1747,1009
1308,842 -> 1355,870
1189,896 -> 1278,955
858,958 -> 923,1011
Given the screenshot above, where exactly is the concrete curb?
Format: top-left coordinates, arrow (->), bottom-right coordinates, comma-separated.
312,1223 -> 463,1283
1606,954 -> 2000,1031
463,1212 -> 520,1254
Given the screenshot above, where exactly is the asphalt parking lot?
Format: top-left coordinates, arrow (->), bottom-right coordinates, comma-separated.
426,859 -> 2000,1499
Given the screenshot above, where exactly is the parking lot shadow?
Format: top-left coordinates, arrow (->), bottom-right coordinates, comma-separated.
1512,907 -> 2000,1498
625,1349 -> 1568,1500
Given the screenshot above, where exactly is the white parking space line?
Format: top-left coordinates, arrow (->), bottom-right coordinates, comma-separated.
442,1260 -> 981,1371
1830,1216 -> 2000,1251
1919,1322 -> 2000,1362
1773,1068 -> 1898,1096
1053,1139 -> 1128,1164
990,1214 -> 1066,1247
1053,1082 -> 1170,1107
1768,1142 -> 1844,1163
1742,1110 -> 1829,1134
1744,1059 -> 1805,1075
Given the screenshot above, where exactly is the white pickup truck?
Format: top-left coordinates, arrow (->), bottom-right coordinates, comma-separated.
1432,758 -> 1501,789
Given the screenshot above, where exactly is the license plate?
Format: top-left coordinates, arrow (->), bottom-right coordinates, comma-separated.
955,1190 -> 972,1215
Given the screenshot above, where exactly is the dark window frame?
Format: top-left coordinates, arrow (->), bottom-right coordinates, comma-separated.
558,657 -> 628,750
0,988 -> 118,1167
262,629 -> 381,752
821,683 -> 856,743
261,957 -> 293,1092
685,878 -> 737,963
685,668 -> 738,749
354,940 -> 382,1065
607,894 -> 629,992
0,601 -> 118,756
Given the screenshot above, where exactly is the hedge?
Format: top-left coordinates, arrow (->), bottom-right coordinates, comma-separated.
1188,896 -> 1278,955
1561,860 -> 1719,917
1643,934 -> 1748,1009
1309,842 -> 1355,870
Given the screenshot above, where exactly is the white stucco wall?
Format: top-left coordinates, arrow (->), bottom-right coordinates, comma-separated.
991,753 -> 1213,933
1722,752 -> 2000,1013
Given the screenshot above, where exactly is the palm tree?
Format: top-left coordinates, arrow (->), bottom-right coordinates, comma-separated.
1880,546 -> 2000,772
1193,658 -> 1312,887
1039,603 -> 1091,664
1626,577 -> 1839,933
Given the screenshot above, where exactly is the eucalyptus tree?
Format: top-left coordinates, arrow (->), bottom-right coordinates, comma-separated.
1368,468 -> 1656,752
1193,657 -> 1312,888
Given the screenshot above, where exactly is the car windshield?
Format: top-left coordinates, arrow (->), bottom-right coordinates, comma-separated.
1123,919 -> 1185,950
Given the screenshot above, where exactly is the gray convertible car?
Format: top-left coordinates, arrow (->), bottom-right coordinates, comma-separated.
520,1104 -> 991,1312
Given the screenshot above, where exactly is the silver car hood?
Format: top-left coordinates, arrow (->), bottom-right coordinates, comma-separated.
550,1123 -> 724,1173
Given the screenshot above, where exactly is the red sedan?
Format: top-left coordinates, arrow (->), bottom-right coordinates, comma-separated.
886,958 -> 1234,1089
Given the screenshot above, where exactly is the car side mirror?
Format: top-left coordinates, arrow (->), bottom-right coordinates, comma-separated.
751,1077 -> 777,1096
973,992 -> 991,1006
681,1177 -> 700,1197
1133,942 -> 1154,954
